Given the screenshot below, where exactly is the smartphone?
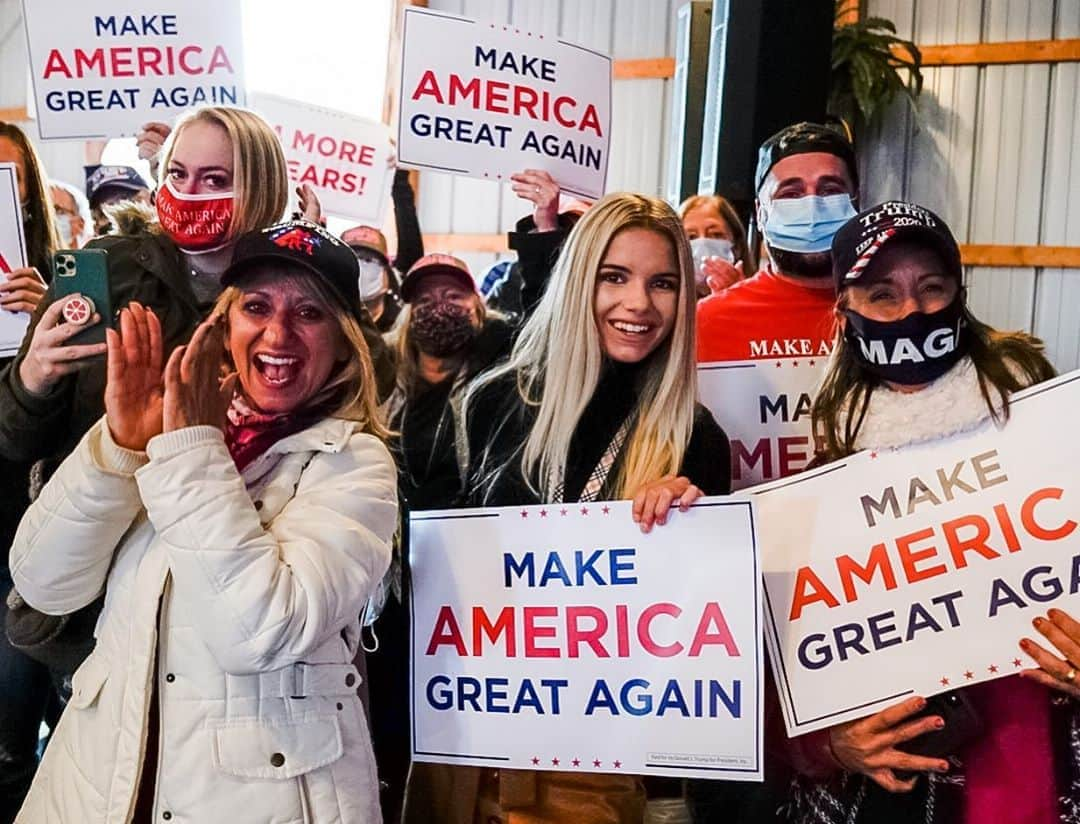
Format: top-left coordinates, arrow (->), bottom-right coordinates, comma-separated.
897,689 -> 983,763
52,249 -> 111,346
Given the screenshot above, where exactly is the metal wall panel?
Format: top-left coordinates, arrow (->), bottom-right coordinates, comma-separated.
864,0 -> 1080,371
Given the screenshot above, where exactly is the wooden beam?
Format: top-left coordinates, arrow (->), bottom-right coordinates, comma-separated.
0,107 -> 29,122
613,57 -> 675,80
961,244 -> 1080,269
417,236 -> 1080,268
909,38 -> 1080,67
422,233 -> 507,253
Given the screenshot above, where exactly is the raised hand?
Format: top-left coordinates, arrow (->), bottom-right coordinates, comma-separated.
163,313 -> 237,433
105,303 -> 165,452
510,169 -> 560,233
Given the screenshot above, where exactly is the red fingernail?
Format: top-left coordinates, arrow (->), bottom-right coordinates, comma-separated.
1033,617 -> 1044,629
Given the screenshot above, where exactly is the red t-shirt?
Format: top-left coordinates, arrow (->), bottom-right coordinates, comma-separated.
696,268 -> 838,362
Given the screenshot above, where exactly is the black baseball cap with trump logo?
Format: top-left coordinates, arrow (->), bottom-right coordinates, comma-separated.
831,200 -> 963,292
222,219 -> 363,319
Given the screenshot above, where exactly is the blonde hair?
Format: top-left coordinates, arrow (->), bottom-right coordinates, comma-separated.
465,192 -> 699,499
214,270 -> 389,439
161,106 -> 288,238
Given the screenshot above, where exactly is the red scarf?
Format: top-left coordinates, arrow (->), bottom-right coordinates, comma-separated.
224,395 -> 323,472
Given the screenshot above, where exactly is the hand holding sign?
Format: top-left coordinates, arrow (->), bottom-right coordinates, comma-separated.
631,474 -> 702,533
137,121 -> 171,178
1021,607 -> 1080,700
827,696 -> 950,792
1,267 -> 48,314
510,169 -> 559,232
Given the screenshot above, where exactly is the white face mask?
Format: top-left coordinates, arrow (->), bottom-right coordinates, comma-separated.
54,214 -> 74,244
690,237 -> 735,267
357,259 -> 387,301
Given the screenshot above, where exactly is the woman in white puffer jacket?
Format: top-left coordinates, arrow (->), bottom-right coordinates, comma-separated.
10,219 -> 396,824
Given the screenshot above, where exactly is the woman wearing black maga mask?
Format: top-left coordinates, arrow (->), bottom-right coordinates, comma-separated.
840,271 -> 967,387
783,202 -> 1075,824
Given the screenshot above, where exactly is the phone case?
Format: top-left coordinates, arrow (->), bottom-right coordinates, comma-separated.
52,249 -> 112,346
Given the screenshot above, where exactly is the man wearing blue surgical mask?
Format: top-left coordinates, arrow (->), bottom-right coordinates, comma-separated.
697,121 -> 858,363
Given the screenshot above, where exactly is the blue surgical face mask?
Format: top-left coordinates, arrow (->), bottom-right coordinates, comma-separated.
761,193 -> 856,254
689,237 -> 735,266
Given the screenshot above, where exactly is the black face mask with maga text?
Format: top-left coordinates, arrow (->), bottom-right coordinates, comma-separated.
842,297 -> 968,385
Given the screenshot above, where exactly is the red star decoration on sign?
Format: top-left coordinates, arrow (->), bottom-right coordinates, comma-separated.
809,360 -> 816,366
540,509 -> 548,518
593,759 -> 601,767
613,760 -> 622,769
602,506 -> 610,515
551,757 -> 560,766
531,756 -> 540,765
560,508 -> 568,516
792,361 -> 799,367
964,670 -> 975,680
581,507 -> 589,516
1013,658 -> 1023,667
572,758 -> 581,767
988,664 -> 999,674
940,677 -> 950,686
870,451 -> 878,459
520,510 -> 528,518
775,361 -> 782,368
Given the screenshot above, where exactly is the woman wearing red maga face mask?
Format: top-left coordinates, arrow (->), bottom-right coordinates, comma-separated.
780,202 -> 1074,824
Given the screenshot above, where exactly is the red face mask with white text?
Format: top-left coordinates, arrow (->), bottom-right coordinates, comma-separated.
155,178 -> 234,252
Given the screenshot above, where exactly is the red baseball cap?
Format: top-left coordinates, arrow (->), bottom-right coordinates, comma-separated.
400,253 -> 476,303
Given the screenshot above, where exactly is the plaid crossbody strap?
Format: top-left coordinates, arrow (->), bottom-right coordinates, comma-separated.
552,414 -> 636,504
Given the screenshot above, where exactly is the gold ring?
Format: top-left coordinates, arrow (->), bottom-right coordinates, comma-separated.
1066,668 -> 1077,684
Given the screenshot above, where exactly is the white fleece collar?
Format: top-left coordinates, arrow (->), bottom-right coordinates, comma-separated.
851,358 -> 1001,452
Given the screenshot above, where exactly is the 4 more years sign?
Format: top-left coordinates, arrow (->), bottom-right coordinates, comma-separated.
753,371 -> 1080,736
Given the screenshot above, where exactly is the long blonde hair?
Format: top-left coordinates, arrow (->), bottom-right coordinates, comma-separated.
161,106 -> 288,238
465,192 -> 699,499
214,271 -> 389,439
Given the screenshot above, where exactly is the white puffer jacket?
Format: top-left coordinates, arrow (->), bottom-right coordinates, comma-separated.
10,416 -> 397,824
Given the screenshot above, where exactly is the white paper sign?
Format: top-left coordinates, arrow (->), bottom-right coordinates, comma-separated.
22,0 -> 246,140
397,7 -> 611,199
250,93 -> 393,225
410,498 -> 763,780
0,163 -> 30,357
753,371 -> 1080,736
698,359 -> 828,491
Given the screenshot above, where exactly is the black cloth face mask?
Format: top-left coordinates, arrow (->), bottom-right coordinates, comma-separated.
410,300 -> 476,357
842,296 -> 968,385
